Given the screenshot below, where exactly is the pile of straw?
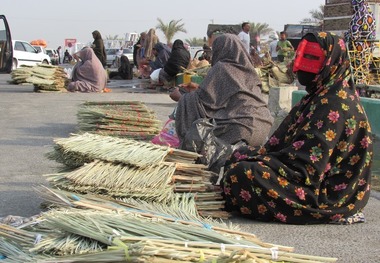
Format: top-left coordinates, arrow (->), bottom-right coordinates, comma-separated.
44,160 -> 226,218
47,133 -> 200,169
0,208 -> 338,262
10,64 -> 68,92
9,66 -> 33,84
46,133 -> 226,218
77,101 -> 161,140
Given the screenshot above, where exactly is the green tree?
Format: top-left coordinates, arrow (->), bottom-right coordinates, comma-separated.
300,4 -> 324,26
156,18 -> 187,45
249,22 -> 274,48
185,37 -> 205,46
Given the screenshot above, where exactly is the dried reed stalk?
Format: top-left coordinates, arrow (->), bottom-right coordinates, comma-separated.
47,133 -> 201,168
28,209 -> 336,262
77,101 -> 160,140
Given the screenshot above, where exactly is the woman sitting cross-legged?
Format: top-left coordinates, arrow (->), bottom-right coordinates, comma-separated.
222,32 -> 373,224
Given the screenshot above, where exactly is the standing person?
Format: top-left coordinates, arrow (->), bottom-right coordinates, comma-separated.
67,47 -> 107,92
144,28 -> 159,61
276,31 -> 294,62
133,32 -> 146,68
114,47 -> 123,68
170,34 -> 273,148
56,46 -> 62,64
91,30 -> 107,67
269,35 -> 279,61
159,39 -> 191,84
222,32 -> 373,224
238,22 -> 251,53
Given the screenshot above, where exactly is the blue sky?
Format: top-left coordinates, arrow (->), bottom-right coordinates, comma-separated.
2,0 -> 324,48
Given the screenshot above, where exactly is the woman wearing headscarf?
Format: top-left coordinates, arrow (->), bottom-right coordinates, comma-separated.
170,33 -> 273,147
91,30 -> 107,67
133,32 -> 146,68
144,28 -> 159,61
109,55 -> 133,80
149,42 -> 171,71
222,32 -> 373,224
159,39 -> 191,83
67,47 -> 107,92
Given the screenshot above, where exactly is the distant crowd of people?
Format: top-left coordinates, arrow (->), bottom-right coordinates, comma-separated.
132,28 -> 192,85
237,22 -> 294,66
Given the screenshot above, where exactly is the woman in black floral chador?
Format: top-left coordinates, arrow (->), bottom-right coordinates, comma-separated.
222,32 -> 373,224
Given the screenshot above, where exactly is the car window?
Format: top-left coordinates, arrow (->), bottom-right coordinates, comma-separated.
106,49 -> 117,55
123,48 -> 133,54
23,42 -> 37,53
15,41 -> 26,51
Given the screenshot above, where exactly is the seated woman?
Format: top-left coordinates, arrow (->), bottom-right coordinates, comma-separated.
109,55 -> 133,80
159,39 -> 191,84
222,32 -> 373,224
67,47 -> 107,92
170,33 -> 273,148
249,48 -> 263,68
138,42 -> 171,81
149,42 -> 171,71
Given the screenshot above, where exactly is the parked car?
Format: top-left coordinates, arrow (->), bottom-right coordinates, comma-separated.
122,48 -> 134,65
12,40 -> 51,70
45,48 -> 59,65
32,45 -> 47,55
106,47 -> 134,67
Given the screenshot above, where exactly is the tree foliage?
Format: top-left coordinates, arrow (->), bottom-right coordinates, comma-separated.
156,18 -> 187,45
185,37 -> 205,46
300,4 -> 324,26
249,22 -> 274,37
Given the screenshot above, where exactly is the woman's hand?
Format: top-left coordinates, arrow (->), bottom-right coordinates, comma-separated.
169,88 -> 182,102
179,82 -> 199,92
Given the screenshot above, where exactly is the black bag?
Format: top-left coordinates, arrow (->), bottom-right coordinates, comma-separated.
181,119 -> 246,175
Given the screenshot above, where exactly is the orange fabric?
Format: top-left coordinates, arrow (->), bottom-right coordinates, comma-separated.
30,39 -> 47,48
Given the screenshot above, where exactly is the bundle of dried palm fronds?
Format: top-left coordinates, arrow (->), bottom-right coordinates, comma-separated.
77,101 -> 161,140
10,64 -> 68,92
9,66 -> 33,84
0,208 -> 338,262
45,133 -> 226,218
43,159 -> 225,217
47,133 -> 201,169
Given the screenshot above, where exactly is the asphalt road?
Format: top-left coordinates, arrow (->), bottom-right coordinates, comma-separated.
0,73 -> 379,262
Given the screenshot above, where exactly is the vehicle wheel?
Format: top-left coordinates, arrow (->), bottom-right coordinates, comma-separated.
42,60 -> 49,64
12,59 -> 17,71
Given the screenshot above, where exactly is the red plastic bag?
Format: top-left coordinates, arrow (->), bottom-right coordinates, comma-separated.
151,119 -> 179,148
